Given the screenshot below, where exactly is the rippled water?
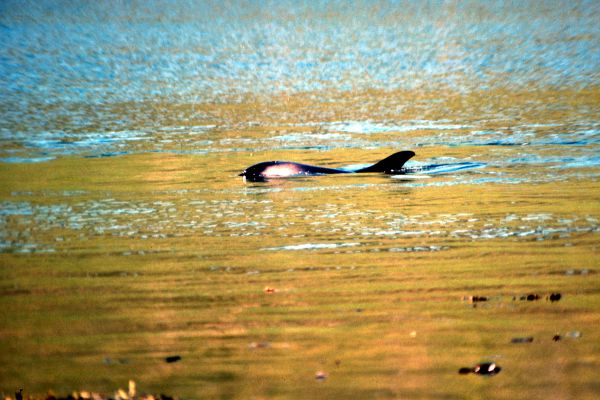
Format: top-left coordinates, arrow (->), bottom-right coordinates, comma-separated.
2,184 -> 599,256
1,1 -> 599,399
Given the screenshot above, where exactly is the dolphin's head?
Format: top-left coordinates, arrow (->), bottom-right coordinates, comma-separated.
239,161 -> 278,182
240,161 -> 303,182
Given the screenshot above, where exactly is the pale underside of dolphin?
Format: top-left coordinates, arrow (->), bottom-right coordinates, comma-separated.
239,150 -> 416,182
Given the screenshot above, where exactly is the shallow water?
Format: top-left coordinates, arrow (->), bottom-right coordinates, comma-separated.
1,2 -> 600,399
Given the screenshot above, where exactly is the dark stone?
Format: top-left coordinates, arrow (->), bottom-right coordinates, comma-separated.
165,355 -> 182,363
549,293 -> 562,302
459,363 -> 501,376
473,362 -> 501,376
511,337 -> 534,343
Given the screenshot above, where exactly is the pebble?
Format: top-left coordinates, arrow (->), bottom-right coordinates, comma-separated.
511,337 -> 534,343
248,341 -> 271,349
459,362 -> 501,376
315,370 -> 328,381
548,293 -> 562,302
553,331 -> 581,341
465,295 -> 488,303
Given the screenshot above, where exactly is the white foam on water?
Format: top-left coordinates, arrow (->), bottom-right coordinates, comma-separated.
261,242 -> 360,251
390,174 -> 431,180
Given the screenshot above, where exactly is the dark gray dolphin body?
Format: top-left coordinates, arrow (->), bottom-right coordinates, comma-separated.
239,151 -> 415,182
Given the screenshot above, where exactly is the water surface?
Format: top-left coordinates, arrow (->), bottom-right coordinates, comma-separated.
1,1 -> 599,399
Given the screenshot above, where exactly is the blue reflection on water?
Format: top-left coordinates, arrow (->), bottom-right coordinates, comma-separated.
1,1 -> 598,105
0,1 -> 598,171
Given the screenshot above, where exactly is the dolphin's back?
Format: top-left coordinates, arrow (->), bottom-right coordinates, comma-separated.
354,151 -> 415,174
239,150 -> 416,181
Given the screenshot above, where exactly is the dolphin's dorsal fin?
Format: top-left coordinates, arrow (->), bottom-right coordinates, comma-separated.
355,151 -> 415,174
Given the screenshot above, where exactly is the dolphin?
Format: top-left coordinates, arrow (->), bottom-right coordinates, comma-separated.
239,151 -> 415,182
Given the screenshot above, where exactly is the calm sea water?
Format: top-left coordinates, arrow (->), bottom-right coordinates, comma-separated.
1,1 -> 599,399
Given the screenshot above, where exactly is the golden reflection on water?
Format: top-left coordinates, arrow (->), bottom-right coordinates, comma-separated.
1,87 -> 599,399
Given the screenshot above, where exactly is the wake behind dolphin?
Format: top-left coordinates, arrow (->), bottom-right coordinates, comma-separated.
240,151 -> 415,182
